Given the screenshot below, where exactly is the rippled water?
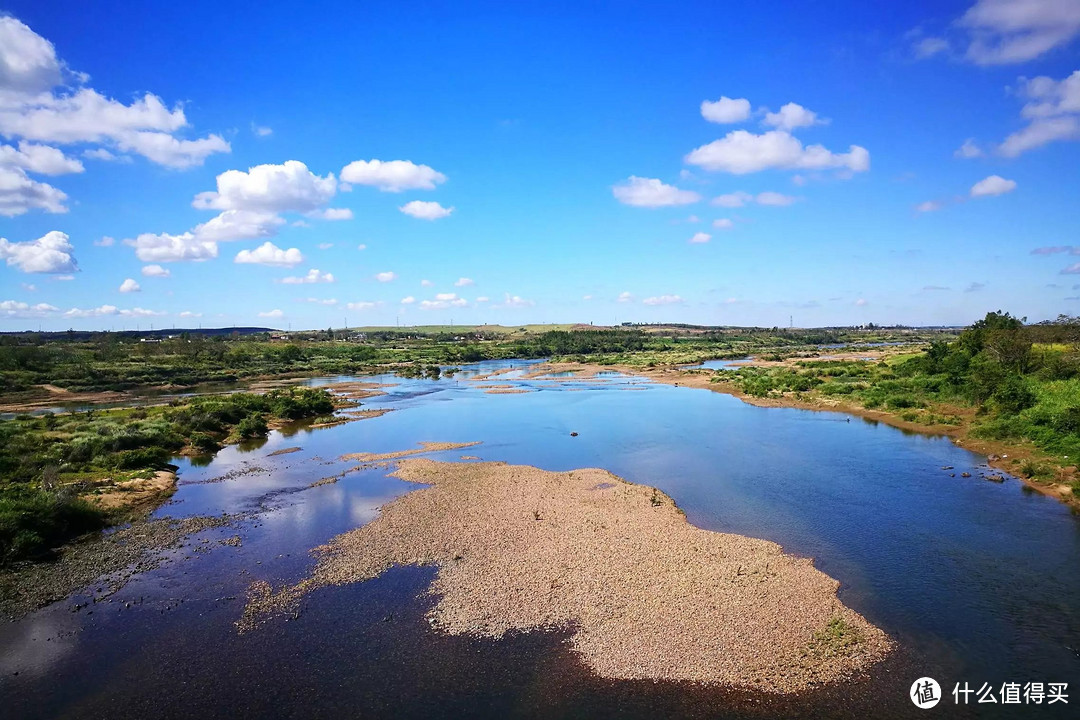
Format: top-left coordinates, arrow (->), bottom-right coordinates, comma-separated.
2,359 -> 1078,719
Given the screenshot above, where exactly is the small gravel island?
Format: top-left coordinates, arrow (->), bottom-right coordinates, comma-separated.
242,455 -> 891,693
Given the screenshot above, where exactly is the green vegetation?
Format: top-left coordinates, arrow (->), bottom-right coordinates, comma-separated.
0,324 -> 943,402
0,387 -> 334,564
713,312 -> 1080,491
807,616 -> 865,658
4,312 -> 1078,561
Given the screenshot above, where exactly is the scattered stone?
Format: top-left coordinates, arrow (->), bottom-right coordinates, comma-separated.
267,447 -> 302,457
1,514 -> 238,619
961,472 -> 971,478
341,441 -> 481,463
241,457 -> 891,692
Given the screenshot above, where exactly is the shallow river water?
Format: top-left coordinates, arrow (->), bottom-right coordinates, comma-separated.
1,360 -> 1078,719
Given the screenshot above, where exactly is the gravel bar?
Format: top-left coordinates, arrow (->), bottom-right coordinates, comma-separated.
240,457 -> 891,692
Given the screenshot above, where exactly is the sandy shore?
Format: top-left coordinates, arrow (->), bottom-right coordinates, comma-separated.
241,457 -> 890,692
0,384 -> 132,413
322,380 -> 392,401
81,469 -> 177,512
341,441 -> 482,463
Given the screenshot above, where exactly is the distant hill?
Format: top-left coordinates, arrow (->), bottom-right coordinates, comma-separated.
0,327 -> 277,340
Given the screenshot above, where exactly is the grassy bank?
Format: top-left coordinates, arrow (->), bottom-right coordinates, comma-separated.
699,313 -> 1080,504
0,386 -> 335,564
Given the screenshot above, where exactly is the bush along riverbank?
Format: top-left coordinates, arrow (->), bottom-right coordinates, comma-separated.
697,312 -> 1080,507
0,387 -> 335,564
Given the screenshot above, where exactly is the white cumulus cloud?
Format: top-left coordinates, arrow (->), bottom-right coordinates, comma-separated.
643,294 -> 683,306
280,268 -> 334,284
0,141 -> 83,175
685,130 -> 869,175
340,159 -> 447,192
191,209 -> 285,243
689,232 -> 712,244
997,71 -> 1080,156
234,241 -> 303,267
193,161 -> 336,214
0,17 -> 62,93
970,174 -> 1017,196
258,309 -> 284,319
957,0 -> 1080,65
129,232 -> 218,263
141,264 -> 170,277
712,218 -> 734,229
0,166 -> 68,216
712,191 -> 754,208
454,277 -> 474,287
399,200 -> 453,220
501,293 -> 534,308
0,230 -> 77,273
612,176 -> 700,207
309,207 -> 353,220
0,18 -> 228,168
762,103 -> 824,131
64,305 -> 164,319
955,138 -> 984,158
711,191 -> 795,207
700,96 -> 751,124
419,292 -> 468,310
0,300 -> 58,318
375,271 -> 397,282
118,278 -> 140,293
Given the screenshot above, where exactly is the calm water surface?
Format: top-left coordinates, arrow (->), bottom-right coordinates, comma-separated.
2,359 -> 1078,719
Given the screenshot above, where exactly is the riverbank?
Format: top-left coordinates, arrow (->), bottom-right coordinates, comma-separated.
528,361 -> 1080,510
0,513 -> 239,619
241,456 -> 891,692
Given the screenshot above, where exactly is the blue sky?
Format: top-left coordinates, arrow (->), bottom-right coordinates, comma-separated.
1,0 -> 1078,330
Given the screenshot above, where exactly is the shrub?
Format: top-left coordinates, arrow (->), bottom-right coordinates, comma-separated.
190,432 -> 221,453
885,394 -> 918,409
993,375 -> 1037,414
0,490 -> 109,563
114,446 -> 171,470
1052,406 -> 1080,434
236,413 -> 268,438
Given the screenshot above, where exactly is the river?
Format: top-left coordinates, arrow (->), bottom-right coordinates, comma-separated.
1,360 -> 1077,719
